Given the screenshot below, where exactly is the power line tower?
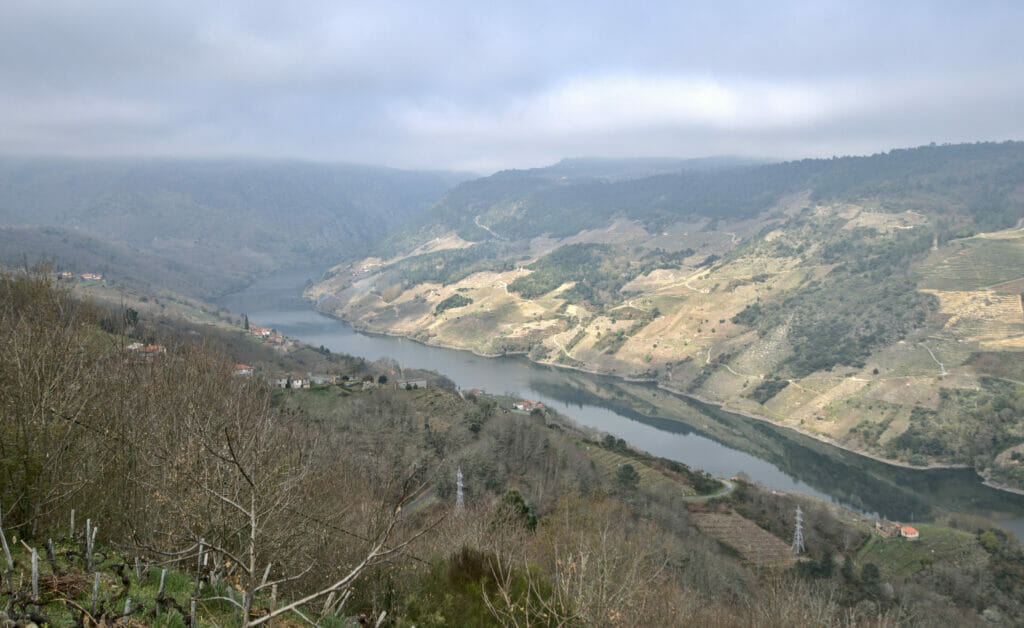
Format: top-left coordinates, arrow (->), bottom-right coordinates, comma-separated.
792,505 -> 805,555
456,467 -> 465,512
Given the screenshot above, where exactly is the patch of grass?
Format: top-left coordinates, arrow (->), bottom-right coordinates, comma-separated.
855,524 -> 986,578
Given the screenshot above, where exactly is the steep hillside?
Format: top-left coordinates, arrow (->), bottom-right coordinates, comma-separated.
310,142 -> 1024,484
0,157 -> 468,296
5,268 -> 1024,625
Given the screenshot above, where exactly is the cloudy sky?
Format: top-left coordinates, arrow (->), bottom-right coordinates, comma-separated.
2,1 -> 1023,172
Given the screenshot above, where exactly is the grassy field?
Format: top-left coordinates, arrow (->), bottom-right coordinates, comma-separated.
855,524 -> 987,578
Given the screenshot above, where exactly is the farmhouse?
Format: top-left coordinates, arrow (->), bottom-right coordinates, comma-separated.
131,344 -> 166,358
233,364 -> 253,376
875,519 -> 922,540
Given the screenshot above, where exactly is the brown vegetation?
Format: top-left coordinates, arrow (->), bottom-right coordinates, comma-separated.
3,268 -> 1024,625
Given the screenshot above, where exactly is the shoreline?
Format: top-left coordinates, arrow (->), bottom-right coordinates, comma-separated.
315,301 -> 982,478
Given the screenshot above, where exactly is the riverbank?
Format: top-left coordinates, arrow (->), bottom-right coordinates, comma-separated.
317,301 -> 985,481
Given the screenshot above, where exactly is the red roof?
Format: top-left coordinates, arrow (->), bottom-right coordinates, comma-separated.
902,526 -> 918,535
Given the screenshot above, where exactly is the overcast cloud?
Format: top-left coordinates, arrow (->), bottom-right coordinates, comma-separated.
1,1 -> 1022,172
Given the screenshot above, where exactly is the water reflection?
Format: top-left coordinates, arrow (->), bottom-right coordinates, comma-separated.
217,267 -> 1024,538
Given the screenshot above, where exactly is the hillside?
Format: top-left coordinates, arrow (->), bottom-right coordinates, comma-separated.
5,268 -> 1024,625
0,157 -> 468,297
309,142 -> 1024,486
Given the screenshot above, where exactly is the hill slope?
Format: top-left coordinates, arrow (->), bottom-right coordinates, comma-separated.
0,156 -> 468,296
309,142 -> 1024,484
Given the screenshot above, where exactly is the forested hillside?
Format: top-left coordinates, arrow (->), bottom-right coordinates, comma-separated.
4,269 -> 1024,625
310,142 -> 1024,484
0,157 -> 468,297
380,141 -> 1024,251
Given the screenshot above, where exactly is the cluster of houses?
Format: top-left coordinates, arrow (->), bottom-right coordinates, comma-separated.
124,342 -> 166,358
513,398 -> 546,412
234,367 -> 352,388
266,371 -> 340,388
56,271 -> 103,281
875,519 -> 920,540
247,325 -> 284,345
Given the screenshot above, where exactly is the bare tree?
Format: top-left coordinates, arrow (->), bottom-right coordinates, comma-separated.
483,494 -> 668,626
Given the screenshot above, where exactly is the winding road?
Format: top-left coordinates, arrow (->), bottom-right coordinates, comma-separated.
474,215 -> 504,240
919,343 -> 948,376
682,478 -> 735,501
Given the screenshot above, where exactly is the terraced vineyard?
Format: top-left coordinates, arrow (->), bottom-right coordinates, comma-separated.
583,444 -> 684,494
690,511 -> 797,568
919,233 -> 1024,291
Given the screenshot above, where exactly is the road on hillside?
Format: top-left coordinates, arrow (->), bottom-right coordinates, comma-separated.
682,478 -> 735,502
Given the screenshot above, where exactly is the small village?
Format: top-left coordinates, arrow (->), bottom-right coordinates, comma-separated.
56,270 -> 103,281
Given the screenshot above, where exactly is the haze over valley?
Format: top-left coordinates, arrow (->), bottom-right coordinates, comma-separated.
4,2 -> 1024,625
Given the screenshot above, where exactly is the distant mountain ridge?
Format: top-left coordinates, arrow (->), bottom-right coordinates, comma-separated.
381,141 -> 1024,253
524,155 -> 773,181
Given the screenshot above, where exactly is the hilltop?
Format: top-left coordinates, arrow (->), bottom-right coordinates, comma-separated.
308,142 -> 1024,487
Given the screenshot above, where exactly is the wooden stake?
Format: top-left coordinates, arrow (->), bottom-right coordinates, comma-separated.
190,597 -> 197,628
70,508 -> 75,538
270,583 -> 278,623
46,538 -> 57,572
156,568 -> 167,617
91,572 -> 100,615
31,548 -> 39,601
0,501 -> 12,572
195,539 -> 204,596
89,524 -> 98,572
84,519 -> 91,571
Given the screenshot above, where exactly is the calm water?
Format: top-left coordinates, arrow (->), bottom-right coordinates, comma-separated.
218,267 -> 1024,538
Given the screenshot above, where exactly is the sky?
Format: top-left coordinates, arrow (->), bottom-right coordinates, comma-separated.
2,1 -> 1023,173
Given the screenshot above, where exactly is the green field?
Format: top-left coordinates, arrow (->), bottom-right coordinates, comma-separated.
855,524 -> 986,578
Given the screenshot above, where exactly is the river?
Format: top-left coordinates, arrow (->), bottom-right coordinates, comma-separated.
217,267 -> 1024,539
